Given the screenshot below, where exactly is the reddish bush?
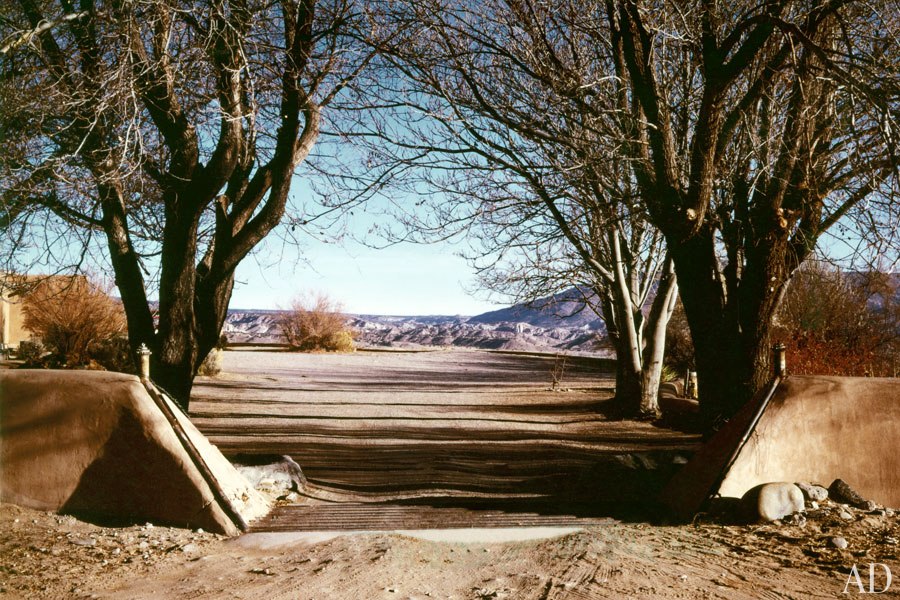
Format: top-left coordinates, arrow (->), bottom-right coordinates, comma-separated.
774,263 -> 899,377
23,276 -> 126,366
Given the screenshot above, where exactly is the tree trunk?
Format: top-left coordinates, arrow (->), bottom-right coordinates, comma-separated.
668,226 -> 792,428
195,270 -> 236,372
638,259 -> 678,416
152,203 -> 203,409
99,185 -> 156,372
598,257 -> 678,418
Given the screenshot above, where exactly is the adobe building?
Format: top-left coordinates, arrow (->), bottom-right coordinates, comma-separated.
0,276 -> 30,348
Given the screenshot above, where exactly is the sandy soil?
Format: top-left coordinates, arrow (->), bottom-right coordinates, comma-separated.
2,501 -> 899,599
3,349 -> 899,598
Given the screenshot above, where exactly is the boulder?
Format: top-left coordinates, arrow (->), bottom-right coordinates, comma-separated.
829,479 -> 869,509
740,482 -> 805,522
658,392 -> 699,417
795,482 -> 828,503
234,455 -> 307,499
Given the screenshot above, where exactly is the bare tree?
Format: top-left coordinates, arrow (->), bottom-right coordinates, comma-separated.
334,0 -> 677,416
1,0 -> 369,407
603,0 -> 900,425
774,260 -> 900,377
342,0 -> 899,425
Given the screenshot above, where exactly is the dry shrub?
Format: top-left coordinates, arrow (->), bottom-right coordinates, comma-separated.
197,348 -> 223,376
23,276 -> 126,366
664,299 -> 695,373
279,293 -> 355,352
774,262 -> 900,377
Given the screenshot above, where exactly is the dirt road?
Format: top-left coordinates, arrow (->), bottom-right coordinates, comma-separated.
2,349 -> 898,598
190,349 -> 698,521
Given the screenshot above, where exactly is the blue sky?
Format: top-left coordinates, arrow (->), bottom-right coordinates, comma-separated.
229,234 -> 501,316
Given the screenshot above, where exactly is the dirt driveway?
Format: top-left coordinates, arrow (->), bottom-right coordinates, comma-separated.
2,349 -> 897,598
190,349 -> 697,520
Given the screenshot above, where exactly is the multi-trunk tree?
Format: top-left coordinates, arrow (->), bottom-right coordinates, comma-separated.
1,0 -> 367,407
604,0 -> 900,425
339,0 -> 678,416
353,0 -> 898,425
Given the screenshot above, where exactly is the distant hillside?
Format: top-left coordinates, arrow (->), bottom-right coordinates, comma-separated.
469,287 -> 605,330
222,287 -> 610,354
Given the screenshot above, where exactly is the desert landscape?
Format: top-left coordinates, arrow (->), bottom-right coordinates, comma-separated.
2,348 -> 899,599
2,3 -> 899,596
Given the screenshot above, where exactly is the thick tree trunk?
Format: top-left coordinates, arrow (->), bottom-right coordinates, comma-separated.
669,228 -> 791,428
598,257 -> 678,418
100,185 -> 156,368
195,270 -> 236,370
602,291 -> 640,415
152,203 -> 203,409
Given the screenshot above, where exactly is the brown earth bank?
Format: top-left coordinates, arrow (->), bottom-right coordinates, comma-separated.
2,501 -> 899,599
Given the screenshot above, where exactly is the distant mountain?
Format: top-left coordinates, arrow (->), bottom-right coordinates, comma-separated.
469,287 -> 605,330
222,287 -> 610,355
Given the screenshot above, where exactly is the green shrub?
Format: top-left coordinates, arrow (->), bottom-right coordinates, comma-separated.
660,364 -> 680,383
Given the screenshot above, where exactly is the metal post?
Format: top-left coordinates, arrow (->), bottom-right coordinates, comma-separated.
137,343 -> 152,380
773,342 -> 787,378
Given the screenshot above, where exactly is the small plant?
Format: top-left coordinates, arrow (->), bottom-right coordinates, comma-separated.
660,365 -> 680,383
91,336 -> 137,374
17,340 -> 45,366
550,353 -> 568,391
279,292 -> 356,352
197,348 -> 222,376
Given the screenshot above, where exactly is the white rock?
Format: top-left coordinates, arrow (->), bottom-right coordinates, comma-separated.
831,537 -> 849,549
741,482 -> 805,522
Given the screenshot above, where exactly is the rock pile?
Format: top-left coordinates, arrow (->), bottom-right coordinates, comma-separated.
712,478 -> 893,526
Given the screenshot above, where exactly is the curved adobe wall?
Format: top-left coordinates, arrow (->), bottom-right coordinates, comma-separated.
0,370 -> 268,534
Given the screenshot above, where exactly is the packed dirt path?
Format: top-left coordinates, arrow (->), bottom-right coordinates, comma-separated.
5,501 -> 898,599
190,349 -> 697,521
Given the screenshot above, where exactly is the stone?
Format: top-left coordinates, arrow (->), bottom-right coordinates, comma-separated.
839,509 -> 854,520
783,513 -> 807,527
70,538 -> 96,547
235,455 -> 307,498
740,483 -> 805,523
706,496 -> 743,522
831,537 -> 849,549
828,479 -> 869,509
795,482 -> 828,502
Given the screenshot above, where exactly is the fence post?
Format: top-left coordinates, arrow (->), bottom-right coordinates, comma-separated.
773,342 -> 787,378
137,343 -> 152,380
